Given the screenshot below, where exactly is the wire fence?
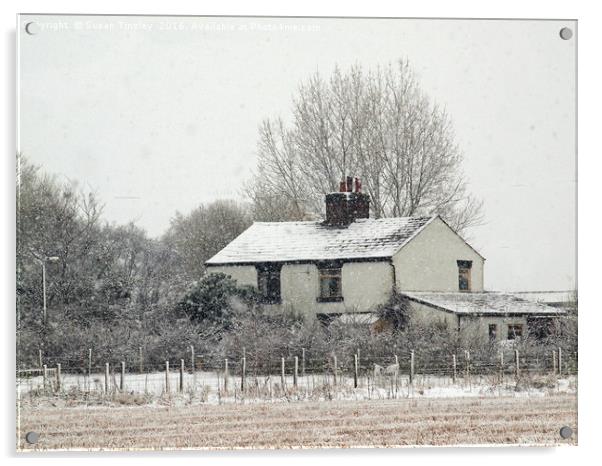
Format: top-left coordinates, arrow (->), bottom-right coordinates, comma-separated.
17,346 -> 577,402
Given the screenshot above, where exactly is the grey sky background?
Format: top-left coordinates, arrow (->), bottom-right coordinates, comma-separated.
18,15 -> 576,292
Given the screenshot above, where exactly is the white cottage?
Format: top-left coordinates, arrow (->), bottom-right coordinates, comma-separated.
206,177 -> 564,340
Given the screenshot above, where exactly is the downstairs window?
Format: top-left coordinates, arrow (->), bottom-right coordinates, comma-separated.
256,263 -> 282,304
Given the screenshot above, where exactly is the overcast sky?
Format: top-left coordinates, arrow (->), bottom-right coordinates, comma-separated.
18,15 -> 576,292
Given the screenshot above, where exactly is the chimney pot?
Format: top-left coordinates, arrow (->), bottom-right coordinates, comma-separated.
324,176 -> 370,226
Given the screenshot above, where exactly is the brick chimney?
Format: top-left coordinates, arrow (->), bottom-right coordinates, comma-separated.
324,176 -> 370,226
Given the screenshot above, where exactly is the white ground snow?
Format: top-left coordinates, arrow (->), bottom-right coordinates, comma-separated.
17,370 -> 577,405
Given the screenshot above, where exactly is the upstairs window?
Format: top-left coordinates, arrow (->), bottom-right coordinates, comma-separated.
457,260 -> 472,291
318,265 -> 343,302
256,264 -> 282,304
507,324 -> 523,340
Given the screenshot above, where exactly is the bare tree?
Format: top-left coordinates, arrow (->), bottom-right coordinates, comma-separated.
246,60 -> 483,233
163,200 -> 252,281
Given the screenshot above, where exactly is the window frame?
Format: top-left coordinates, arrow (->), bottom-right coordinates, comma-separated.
507,324 -> 524,340
457,260 -> 473,292
256,263 -> 282,304
317,262 -> 344,303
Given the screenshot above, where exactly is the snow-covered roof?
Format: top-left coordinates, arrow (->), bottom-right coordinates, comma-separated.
403,291 -> 566,316
506,291 -> 575,304
206,216 -> 435,265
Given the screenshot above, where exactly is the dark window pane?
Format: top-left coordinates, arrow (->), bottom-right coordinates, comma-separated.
458,267 -> 471,291
258,274 -> 268,294
320,278 -> 331,297
457,260 -> 473,269
507,324 -> 523,340
256,266 -> 281,303
330,277 -> 341,296
266,273 -> 280,300
319,268 -> 342,298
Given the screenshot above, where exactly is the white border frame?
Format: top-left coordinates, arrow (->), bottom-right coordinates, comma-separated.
3,1 -> 600,464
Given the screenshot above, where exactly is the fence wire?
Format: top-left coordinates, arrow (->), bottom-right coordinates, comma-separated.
18,346 -> 577,402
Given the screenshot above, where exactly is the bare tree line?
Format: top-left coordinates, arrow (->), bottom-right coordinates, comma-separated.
16,157 -> 251,365
247,60 -> 483,232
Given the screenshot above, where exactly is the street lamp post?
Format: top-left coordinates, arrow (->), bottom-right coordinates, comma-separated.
38,256 -> 59,324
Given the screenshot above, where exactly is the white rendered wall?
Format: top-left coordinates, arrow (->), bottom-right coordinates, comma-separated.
392,217 -> 485,292
207,260 -> 394,316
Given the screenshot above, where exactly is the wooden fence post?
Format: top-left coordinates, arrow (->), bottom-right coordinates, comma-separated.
558,347 -> 562,376
87,349 -> 92,377
514,349 -> 520,380
241,356 -> 246,391
464,350 -> 470,385
280,357 -> 285,388
139,347 -> 143,374
394,354 -> 400,392
499,351 -> 504,383
56,363 -> 61,392
302,348 -> 306,377
42,364 -> 48,390
38,349 -> 43,369
552,350 -> 557,375
105,363 -> 110,393
224,358 -> 228,393
190,345 -> 197,387
120,361 -> 125,391
293,356 -> 298,388
179,359 -> 185,392
452,354 -> 457,384
165,360 -> 170,393
353,353 -> 358,388
333,355 -> 338,386
410,350 -> 415,385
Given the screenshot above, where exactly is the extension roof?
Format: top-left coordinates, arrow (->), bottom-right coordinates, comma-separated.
206,216 -> 436,266
402,291 -> 566,316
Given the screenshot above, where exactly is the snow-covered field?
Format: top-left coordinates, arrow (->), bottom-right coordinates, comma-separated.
18,394 -> 578,450
17,371 -> 578,450
17,370 -> 577,405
